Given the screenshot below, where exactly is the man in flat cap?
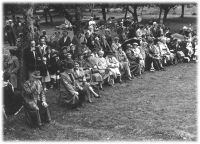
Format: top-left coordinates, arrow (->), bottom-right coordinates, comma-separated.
23,70 -> 51,128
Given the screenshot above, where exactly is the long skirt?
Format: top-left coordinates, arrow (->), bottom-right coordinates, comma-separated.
109,67 -> 121,78
129,61 -> 141,76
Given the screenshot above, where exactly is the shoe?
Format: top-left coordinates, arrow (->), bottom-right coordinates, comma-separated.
94,94 -> 100,98
88,99 -> 93,103
127,77 -> 133,81
136,76 -> 143,79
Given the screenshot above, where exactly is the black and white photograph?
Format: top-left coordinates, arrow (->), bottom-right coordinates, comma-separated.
1,0 -> 198,141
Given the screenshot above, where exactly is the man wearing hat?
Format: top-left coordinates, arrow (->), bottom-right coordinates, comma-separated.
23,70 -> 51,128
59,62 -> 86,108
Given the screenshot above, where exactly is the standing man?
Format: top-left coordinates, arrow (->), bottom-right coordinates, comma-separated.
38,38 -> 48,57
24,40 -> 43,73
59,30 -> 71,51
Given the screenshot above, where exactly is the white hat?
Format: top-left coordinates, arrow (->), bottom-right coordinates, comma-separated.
183,26 -> 187,30
98,50 -> 104,55
153,22 -> 157,25
133,42 -> 138,45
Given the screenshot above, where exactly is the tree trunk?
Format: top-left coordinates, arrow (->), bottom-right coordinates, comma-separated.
74,6 -> 82,34
163,9 -> 169,23
101,5 -> 106,21
107,8 -> 110,13
124,5 -> 128,20
20,4 -> 35,95
47,10 -> 53,23
180,4 -> 184,18
44,10 -> 48,23
133,6 -> 138,22
158,7 -> 162,22
128,5 -> 138,22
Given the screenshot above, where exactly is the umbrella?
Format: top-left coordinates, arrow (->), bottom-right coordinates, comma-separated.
121,38 -> 140,51
171,33 -> 185,41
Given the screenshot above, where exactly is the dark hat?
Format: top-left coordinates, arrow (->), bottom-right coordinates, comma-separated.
63,61 -> 74,70
81,41 -> 87,45
52,51 -> 59,57
29,70 -> 42,79
106,51 -> 115,56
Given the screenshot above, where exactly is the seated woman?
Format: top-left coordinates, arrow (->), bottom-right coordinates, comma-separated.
131,43 -> 145,73
73,62 -> 100,102
158,37 -> 175,65
125,47 -> 141,78
96,50 -> 114,86
105,51 -> 122,83
116,47 -> 132,80
23,70 -> 51,128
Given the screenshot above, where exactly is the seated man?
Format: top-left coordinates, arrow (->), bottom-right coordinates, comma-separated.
105,51 -> 122,83
59,62 -> 87,108
145,39 -> 165,71
23,70 -> 51,128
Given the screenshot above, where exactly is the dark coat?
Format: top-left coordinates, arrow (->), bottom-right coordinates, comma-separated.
59,36 -> 71,49
24,47 -> 43,71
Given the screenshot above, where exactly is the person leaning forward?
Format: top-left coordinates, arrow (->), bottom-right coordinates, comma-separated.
23,70 -> 51,128
59,61 -> 87,109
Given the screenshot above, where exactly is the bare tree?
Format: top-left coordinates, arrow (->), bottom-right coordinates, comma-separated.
158,4 -> 177,23
19,4 -> 35,94
180,4 -> 185,18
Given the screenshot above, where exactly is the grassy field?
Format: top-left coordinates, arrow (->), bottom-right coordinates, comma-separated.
3,62 -> 197,141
